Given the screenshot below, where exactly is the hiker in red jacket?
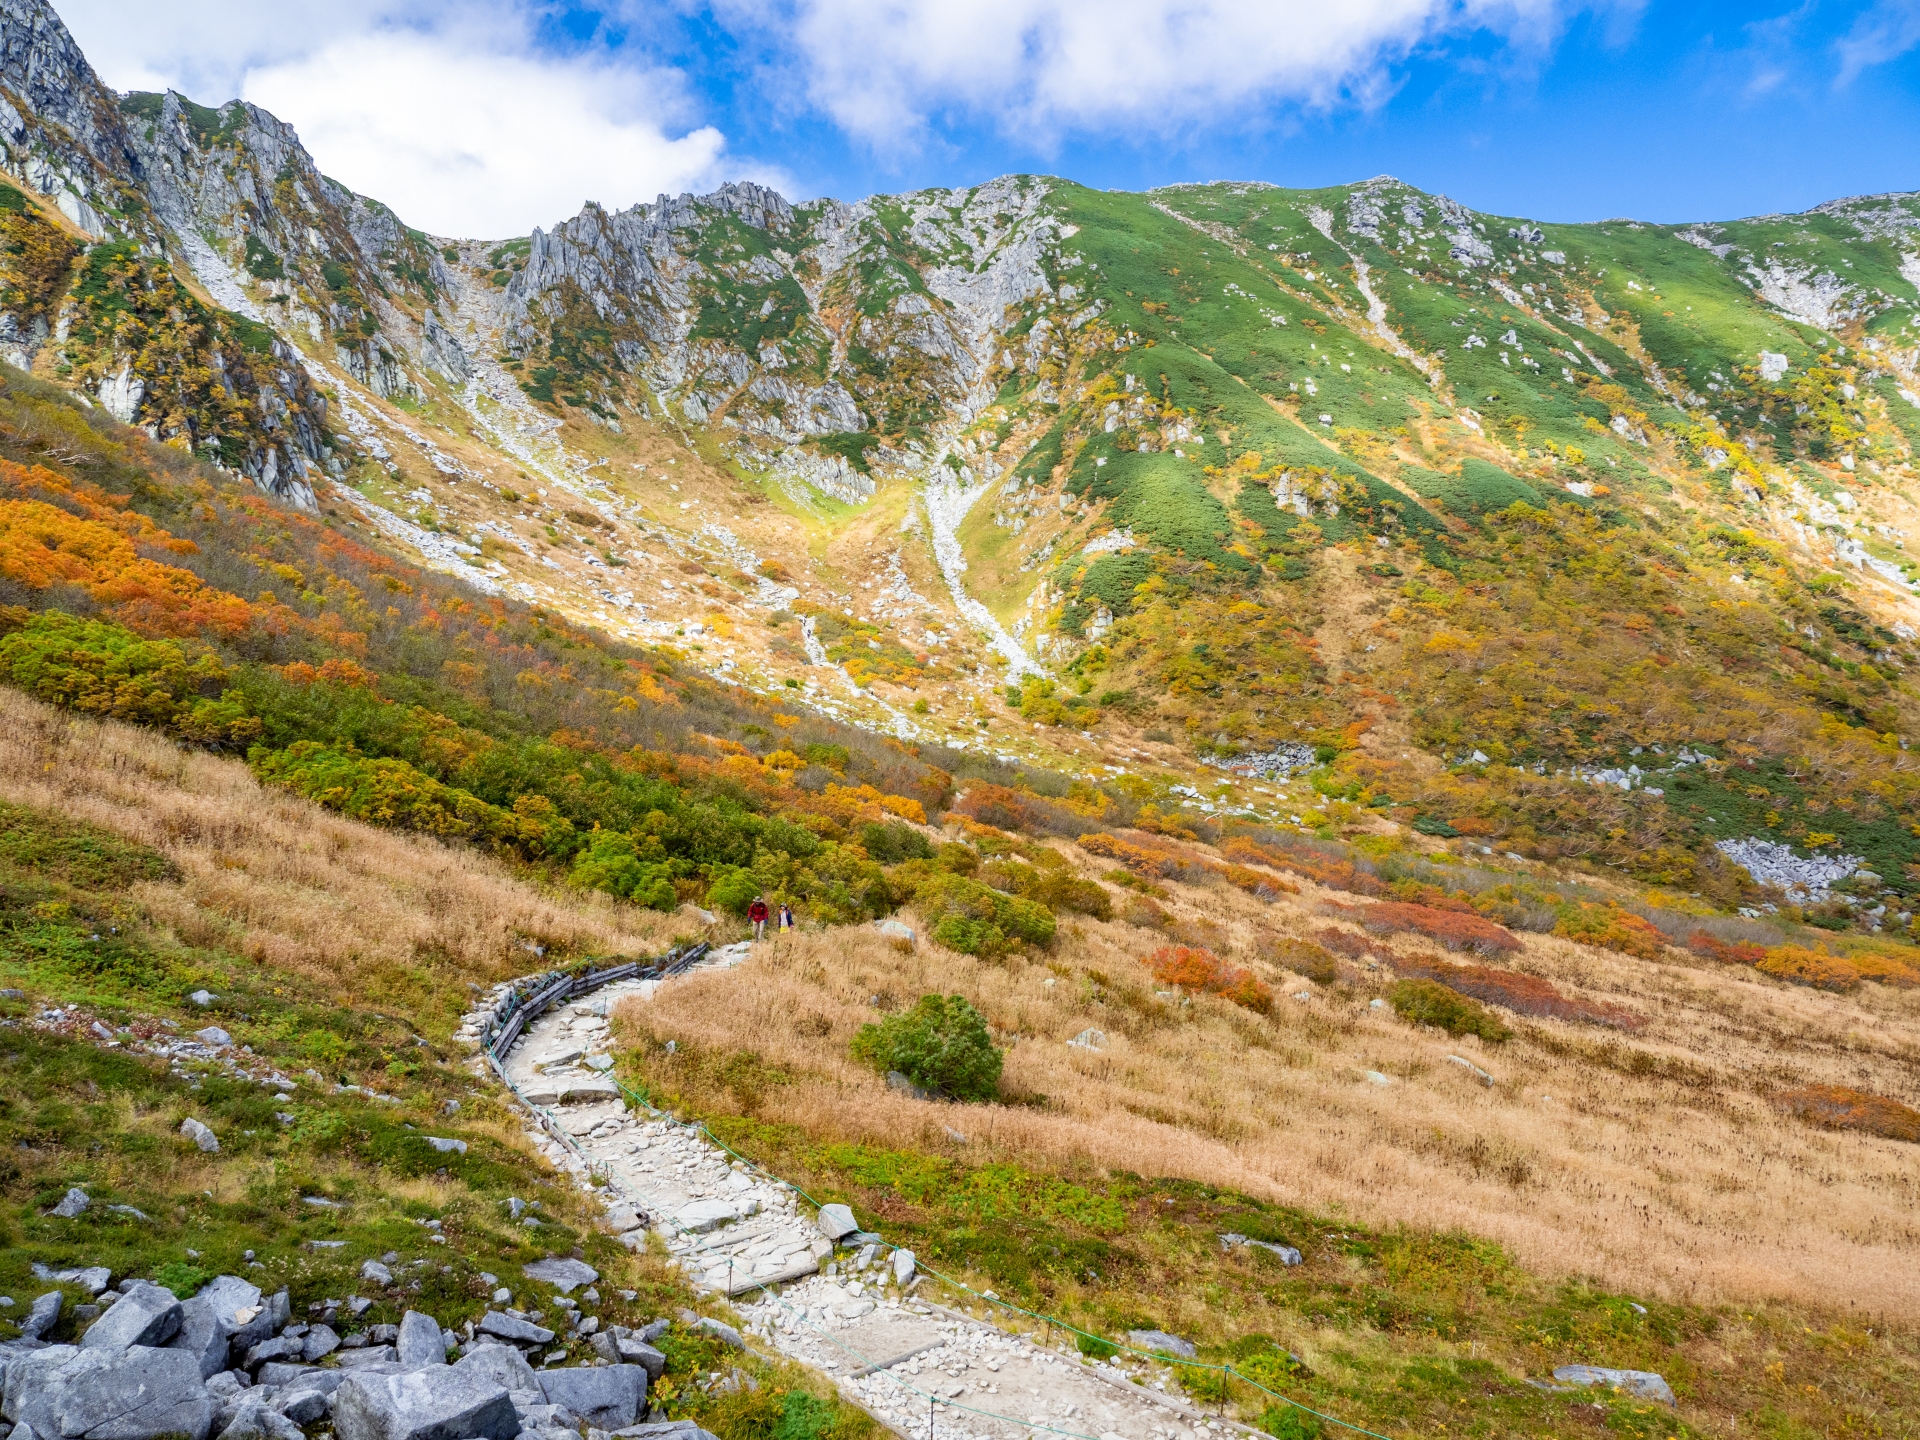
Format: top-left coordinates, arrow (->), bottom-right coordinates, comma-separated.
748,895 -> 770,941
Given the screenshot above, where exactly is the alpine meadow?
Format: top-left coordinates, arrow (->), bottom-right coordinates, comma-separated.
0,5 -> 1917,1440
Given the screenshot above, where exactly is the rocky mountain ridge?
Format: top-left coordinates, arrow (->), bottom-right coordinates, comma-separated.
3,0 -> 1920,916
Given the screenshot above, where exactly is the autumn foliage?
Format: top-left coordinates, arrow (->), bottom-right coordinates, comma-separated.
1395,953 -> 1644,1030
1550,902 -> 1669,959
1333,899 -> 1521,954
1144,944 -> 1272,1012
1687,933 -> 1919,992
1771,1085 -> 1920,1144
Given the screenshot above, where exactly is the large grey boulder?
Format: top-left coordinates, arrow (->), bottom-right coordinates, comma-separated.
815,1204 -> 857,1241
520,1260 -> 597,1295
301,1325 -> 339,1362
49,1189 -> 91,1219
333,1366 -> 519,1440
179,1119 -> 220,1154
394,1313 -> 445,1369
333,1347 -> 397,1369
535,1365 -> 647,1429
475,1313 -> 553,1346
6,1345 -> 214,1440
242,1337 -> 301,1370
673,1200 -> 737,1234
1553,1366 -> 1675,1407
79,1283 -> 182,1354
622,1341 -> 667,1380
21,1292 -> 65,1341
452,1346 -> 537,1393
273,1372 -> 347,1427
163,1307 -> 230,1380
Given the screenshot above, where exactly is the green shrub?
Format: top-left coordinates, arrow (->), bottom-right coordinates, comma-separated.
859,821 -> 932,864
570,830 -> 677,909
150,1261 -> 212,1299
705,865 -> 762,916
912,872 -> 1055,956
849,993 -> 1003,1101
1258,1405 -> 1323,1440
1075,1332 -> 1118,1359
0,614 -> 260,747
250,742 -> 534,851
1387,978 -> 1512,1043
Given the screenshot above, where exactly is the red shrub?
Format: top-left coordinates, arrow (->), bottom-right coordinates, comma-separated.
1686,931 -> 1767,965
1336,900 -> 1521,955
1772,1085 -> 1920,1143
1396,955 -> 1644,1031
1145,945 -> 1273,1013
1315,926 -> 1393,962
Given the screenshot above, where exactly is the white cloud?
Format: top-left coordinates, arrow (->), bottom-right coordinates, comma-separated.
241,32 -> 732,237
1835,0 -> 1920,85
757,0 -> 1584,146
57,0 -> 442,102
56,1 -> 747,238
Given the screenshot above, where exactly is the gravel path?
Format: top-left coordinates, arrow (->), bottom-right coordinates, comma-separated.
481,948 -> 1252,1440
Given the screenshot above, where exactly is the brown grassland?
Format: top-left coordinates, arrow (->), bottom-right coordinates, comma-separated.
0,686 -> 678,1028
623,851 -> 1920,1320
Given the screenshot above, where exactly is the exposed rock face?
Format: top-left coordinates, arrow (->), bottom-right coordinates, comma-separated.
332,1367 -> 518,1440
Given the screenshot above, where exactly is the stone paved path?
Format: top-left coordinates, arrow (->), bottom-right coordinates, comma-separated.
484,947 -> 1260,1440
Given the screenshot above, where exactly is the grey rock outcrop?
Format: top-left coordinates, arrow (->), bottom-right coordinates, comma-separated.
78,1282 -> 181,1353
450,1346 -> 536,1393
212,1401 -> 304,1440
21,1291 -> 63,1340
179,1119 -> 219,1153
534,1365 -> 647,1430
393,1313 -> 445,1368
815,1204 -> 858,1241
1553,1366 -> 1675,1407
519,1260 -> 597,1294
4,1344 -> 214,1440
474,1313 -> 553,1347
332,1366 -> 518,1440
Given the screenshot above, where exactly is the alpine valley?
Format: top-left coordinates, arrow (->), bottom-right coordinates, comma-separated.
2,1 -> 1920,1438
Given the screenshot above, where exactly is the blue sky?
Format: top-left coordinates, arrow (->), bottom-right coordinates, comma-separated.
58,0 -> 1920,236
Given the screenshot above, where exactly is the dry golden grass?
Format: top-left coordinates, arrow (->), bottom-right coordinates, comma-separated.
625,842 -> 1920,1319
0,688 -> 676,1021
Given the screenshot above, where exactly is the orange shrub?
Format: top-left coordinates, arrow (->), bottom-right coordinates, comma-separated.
1079,831 -> 1187,879
1553,902 -> 1668,960
1757,946 -> 1862,992
1772,1085 -> 1920,1143
952,782 -> 1036,831
1144,944 -> 1272,1013
281,657 -> 381,690
1844,950 -> 1920,988
0,497 -> 255,638
1218,834 -> 1386,896
1218,862 -> 1299,898
1335,900 -> 1521,954
1396,954 -> 1644,1030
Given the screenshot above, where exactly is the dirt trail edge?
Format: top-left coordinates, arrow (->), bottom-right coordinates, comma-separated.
461,951 -> 1274,1440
